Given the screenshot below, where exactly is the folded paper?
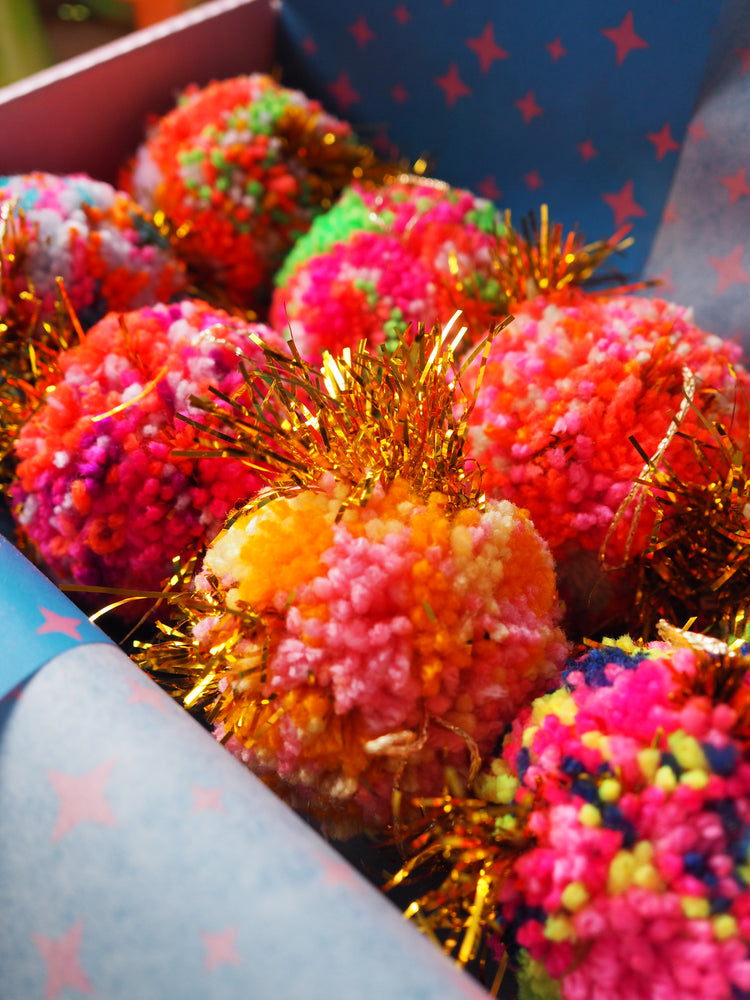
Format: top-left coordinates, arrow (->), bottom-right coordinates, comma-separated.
0,579 -> 489,999
0,537 -> 114,701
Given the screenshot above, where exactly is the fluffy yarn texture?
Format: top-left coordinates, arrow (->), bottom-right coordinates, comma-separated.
464,291 -> 750,635
270,178 -> 503,363
122,74 -> 380,312
10,299 -> 286,603
493,639 -> 750,1000
0,171 -> 187,330
194,474 -> 566,832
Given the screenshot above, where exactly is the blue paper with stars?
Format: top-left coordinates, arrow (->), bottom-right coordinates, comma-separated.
0,538 -> 114,702
0,640 -> 489,1000
276,0 -> 750,349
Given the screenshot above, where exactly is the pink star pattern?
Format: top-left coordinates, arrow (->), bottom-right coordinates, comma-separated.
191,785 -> 226,813
602,11 -> 649,66
202,927 -> 241,972
32,921 -> 93,1000
545,37 -> 566,63
720,167 -> 750,203
515,90 -> 543,124
466,22 -> 508,74
661,202 -> 680,224
125,675 -> 170,713
524,170 -> 543,191
735,46 -> 750,75
652,268 -> 674,293
48,759 -> 118,843
348,15 -> 374,48
393,4 -> 410,25
646,122 -> 680,160
477,175 -> 502,200
328,70 -> 361,112
577,138 -> 598,162
687,118 -> 708,142
314,848 -> 369,891
708,245 -> 750,295
602,179 -> 646,228
391,83 -> 409,103
434,63 -> 472,108
302,36 -> 316,55
36,606 -> 83,641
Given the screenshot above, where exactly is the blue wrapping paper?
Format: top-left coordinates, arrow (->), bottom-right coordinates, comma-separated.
0,548 -> 489,1000
277,0 -> 750,349
0,537 -> 114,701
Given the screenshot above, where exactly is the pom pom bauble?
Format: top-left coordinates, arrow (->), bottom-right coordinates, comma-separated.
122,74 -> 385,312
0,171 -> 187,330
270,177 -> 504,363
10,299 -> 286,604
496,634 -> 750,1000
464,290 -> 750,636
136,321 -> 567,835
192,473 -> 566,831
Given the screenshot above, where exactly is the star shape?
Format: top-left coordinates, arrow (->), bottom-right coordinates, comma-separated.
661,202 -> 680,224
191,785 -> 226,814
202,927 -> 241,972
373,131 -> 399,159
646,268 -> 674,294
477,175 -> 502,200
577,138 -> 598,162
49,759 -> 118,843
646,122 -> 680,160
125,675 -> 170,713
302,36 -> 317,55
687,118 -> 708,143
348,15 -> 375,48
434,63 -> 472,108
393,4 -> 410,25
708,244 -> 750,295
466,22 -> 508,74
391,83 -> 409,103
545,37 -> 566,62
515,90 -> 543,124
328,71 -> 361,113
314,848 -> 368,891
602,11 -> 649,66
721,167 -> 750,203
32,920 -> 93,1000
36,606 -> 84,641
736,46 -> 750,75
524,170 -> 544,191
602,179 -> 646,228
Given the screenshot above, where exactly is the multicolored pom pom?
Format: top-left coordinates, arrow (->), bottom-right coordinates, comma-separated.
495,632 -> 750,1000
10,298 -> 286,606
137,321 -> 567,834
190,473 -> 565,831
270,177 -> 504,363
122,74 -> 385,312
0,171 -> 187,330
464,289 -> 750,636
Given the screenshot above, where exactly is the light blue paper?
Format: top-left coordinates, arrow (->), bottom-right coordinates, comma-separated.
0,538 -> 114,701
0,642 -> 489,1000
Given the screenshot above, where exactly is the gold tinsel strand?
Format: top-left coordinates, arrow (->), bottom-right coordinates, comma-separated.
137,312 -> 510,709
0,203 -> 76,484
605,371 -> 750,640
276,103 -> 403,211
492,204 -> 644,311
